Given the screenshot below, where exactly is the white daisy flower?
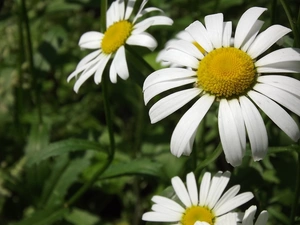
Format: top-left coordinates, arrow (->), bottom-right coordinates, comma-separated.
142,171 -> 254,225
143,7 -> 300,166
224,206 -> 268,225
68,0 -> 173,92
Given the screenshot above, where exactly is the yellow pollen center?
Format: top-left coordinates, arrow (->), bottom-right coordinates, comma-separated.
197,47 -> 256,98
101,20 -> 133,54
193,41 -> 206,54
181,206 -> 215,225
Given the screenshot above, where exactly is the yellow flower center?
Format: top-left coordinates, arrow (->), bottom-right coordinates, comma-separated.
101,20 -> 133,54
197,47 -> 256,98
181,206 -> 215,225
193,41 -> 206,54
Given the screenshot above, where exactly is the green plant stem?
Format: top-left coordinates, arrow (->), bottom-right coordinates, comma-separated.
21,0 -> 43,124
290,149 -> 300,225
279,0 -> 300,47
101,0 -> 107,32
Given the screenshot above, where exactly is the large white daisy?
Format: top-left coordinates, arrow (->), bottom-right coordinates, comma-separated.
142,171 -> 254,225
68,0 -> 173,92
143,7 -> 300,166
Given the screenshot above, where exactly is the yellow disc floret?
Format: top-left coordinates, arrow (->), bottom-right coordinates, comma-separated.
181,206 -> 215,225
101,20 -> 133,54
197,47 -> 256,98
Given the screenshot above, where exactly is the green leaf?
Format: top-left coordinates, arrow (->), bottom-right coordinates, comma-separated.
25,123 -> 50,156
64,208 -> 100,225
99,159 -> 163,179
27,139 -> 108,166
13,207 -> 69,225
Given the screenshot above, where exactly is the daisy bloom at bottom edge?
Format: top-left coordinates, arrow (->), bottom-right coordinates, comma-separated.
142,171 -> 254,225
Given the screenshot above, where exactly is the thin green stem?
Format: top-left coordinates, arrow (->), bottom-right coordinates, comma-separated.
279,0 -> 300,47
101,0 -> 107,32
21,0 -> 43,124
133,84 -> 144,155
290,149 -> 300,225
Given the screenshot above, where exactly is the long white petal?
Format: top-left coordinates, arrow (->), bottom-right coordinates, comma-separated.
133,0 -> 148,23
242,205 -> 257,225
170,95 -> 215,157
257,75 -> 300,98
256,61 -> 300,73
205,13 -> 224,49
185,20 -> 213,53
149,88 -> 200,123
126,32 -> 157,51
241,20 -> 264,52
114,46 -> 129,80
160,49 -> 199,69
256,48 -> 300,67
79,31 -> 103,49
144,78 -> 196,104
124,0 -> 135,20
247,25 -> 291,59
109,59 -> 117,83
94,54 -> 111,84
222,22 -> 232,47
255,211 -> 268,225
214,185 -> 241,211
132,20 -> 154,35
142,212 -> 180,222
248,90 -> 300,141
199,172 -> 211,206
171,176 -> 192,207
76,50 -> 101,70
186,172 -> 198,205
253,83 -> 300,116
214,192 -> 254,216
218,99 -> 244,166
239,96 -> 268,161
143,68 -> 196,90
234,7 -> 267,49
151,204 -> 183,218
134,16 -> 173,32
117,0 -> 125,20
166,40 -> 204,59
152,196 -> 185,213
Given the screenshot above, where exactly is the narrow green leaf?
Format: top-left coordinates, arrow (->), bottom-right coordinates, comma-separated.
99,159 -> 163,179
64,208 -> 100,225
13,207 -> 68,225
27,139 -> 108,166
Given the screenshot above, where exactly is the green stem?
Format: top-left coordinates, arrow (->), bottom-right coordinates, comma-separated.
279,0 -> 300,47
21,0 -> 43,124
133,84 -> 144,155
290,149 -> 300,225
101,0 -> 107,32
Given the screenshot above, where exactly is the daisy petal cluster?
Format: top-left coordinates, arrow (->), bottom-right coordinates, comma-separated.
68,0 -> 173,92
142,171 -> 254,225
143,7 -> 300,166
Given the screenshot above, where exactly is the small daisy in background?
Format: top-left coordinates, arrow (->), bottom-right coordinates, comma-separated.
142,171 -> 254,225
68,0 -> 173,92
143,7 -> 300,166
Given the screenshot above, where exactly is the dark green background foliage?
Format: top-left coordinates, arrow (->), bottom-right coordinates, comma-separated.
0,0 -> 299,224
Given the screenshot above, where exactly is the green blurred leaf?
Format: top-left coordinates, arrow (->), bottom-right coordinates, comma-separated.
99,159 -> 163,179
64,208 -> 100,225
25,123 -> 50,155
13,207 -> 69,225
27,139 -> 108,166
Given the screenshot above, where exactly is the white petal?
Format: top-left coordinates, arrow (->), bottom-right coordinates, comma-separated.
109,60 -> 117,83
242,205 -> 257,225
253,83 -> 300,117
171,176 -> 192,207
214,185 -> 241,211
117,0 -> 125,20
149,88 -> 200,124
239,96 -> 268,161
113,46 -> 129,80
106,3 -> 114,28
142,212 -> 180,222
143,68 -> 196,91
76,50 -> 101,71
257,75 -> 300,98
186,172 -> 198,205
199,172 -> 211,206
132,20 -> 154,35
144,77 -> 196,104
207,171 -> 230,209
256,61 -> 300,73
79,31 -> 103,49
152,196 -> 185,213
133,0 -> 148,23
241,20 -> 264,52
134,16 -> 173,31
151,204 -> 183,218
255,211 -> 268,225
176,30 -> 194,42
170,95 -> 215,157
166,40 -> 204,59
214,192 -> 254,216
126,32 -> 157,51
247,25 -> 291,59
185,20 -> 213,53
124,0 -> 135,20
248,90 -> 300,141
94,54 -> 111,84
218,100 -> 244,166
234,7 -> 267,49
222,22 -> 232,47
160,49 -> 199,69
205,13 -> 224,49
256,48 -> 300,67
